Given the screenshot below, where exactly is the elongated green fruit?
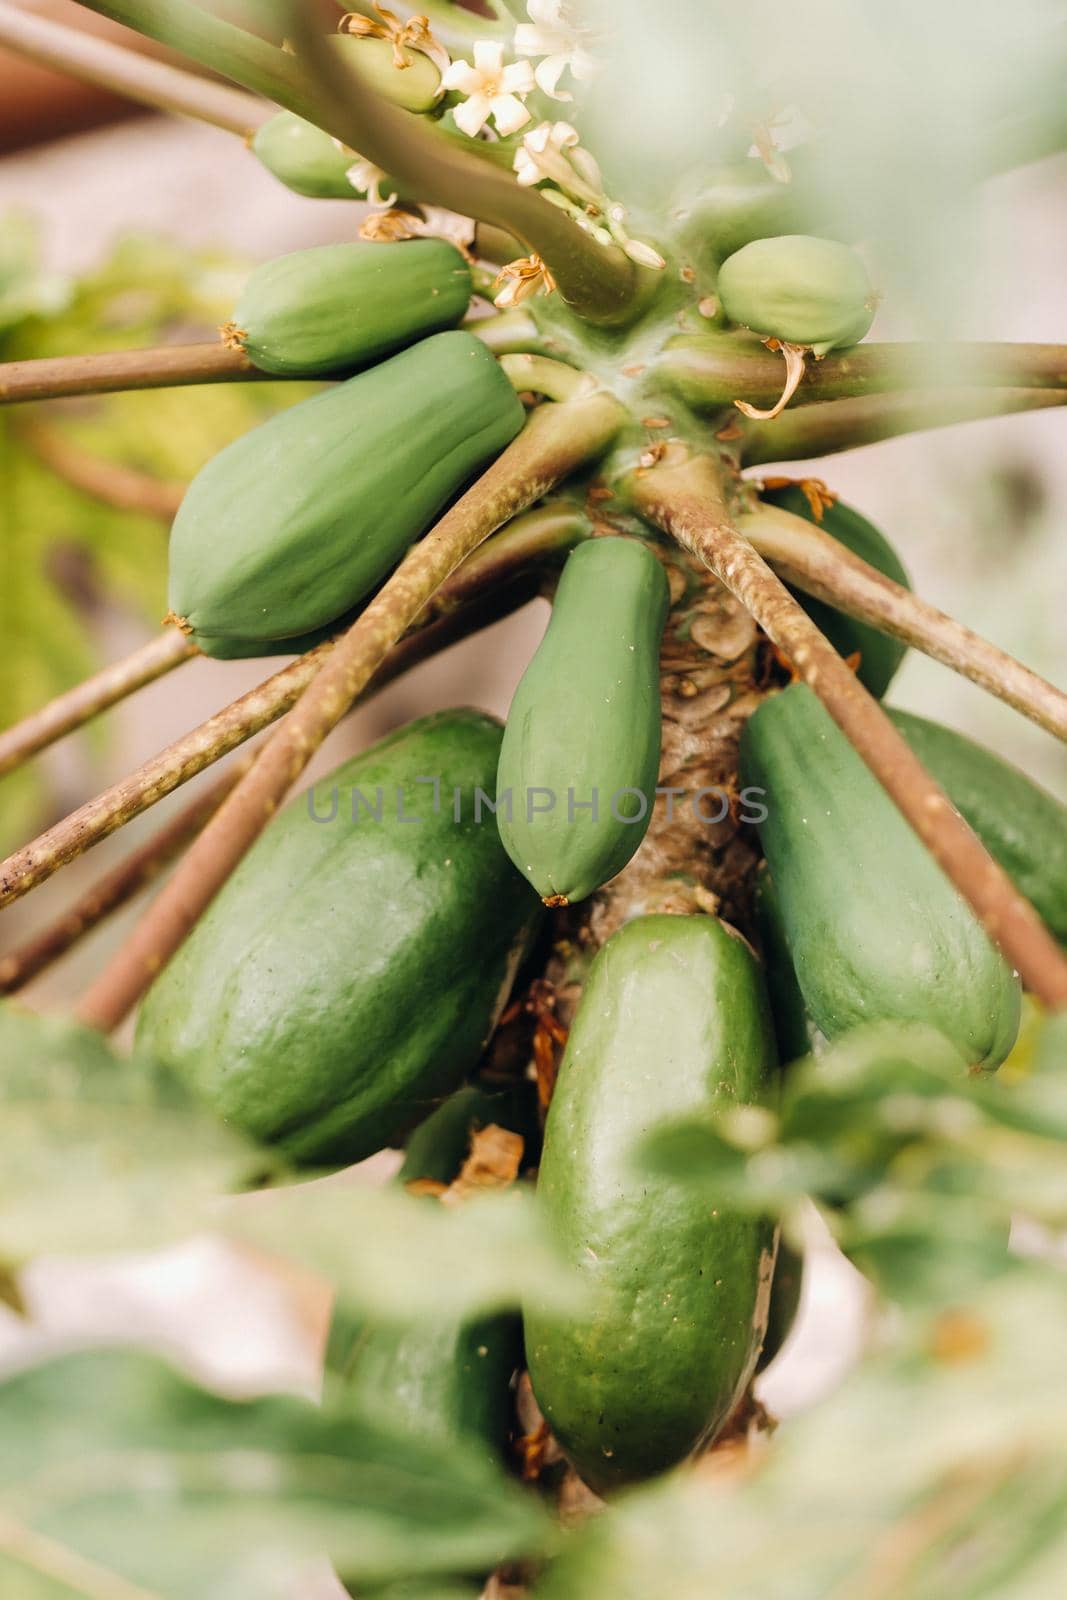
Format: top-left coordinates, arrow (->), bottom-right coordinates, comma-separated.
331,32 -> 442,113
525,914 -> 778,1492
496,537 -> 670,904
760,485 -> 912,698
136,711 -> 542,1165
718,235 -> 876,354
336,1088 -> 529,1467
167,332 -> 525,652
251,110 -> 360,198
740,685 -> 1021,1068
228,241 -> 472,377
887,708 -> 1067,944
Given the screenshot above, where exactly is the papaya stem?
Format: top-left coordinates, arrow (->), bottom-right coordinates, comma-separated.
631,453 -> 1067,1010
73,0 -> 318,118
18,420 -> 185,521
499,354 -> 593,402
465,309 -> 546,356
0,756 -> 252,997
740,388 -> 1067,466
0,343 -> 267,406
0,629 -> 197,781
737,504 -> 1067,744
73,394 -> 625,1030
658,337 -> 1067,413
281,2 -> 640,327
0,497 -> 600,911
0,6 -> 268,137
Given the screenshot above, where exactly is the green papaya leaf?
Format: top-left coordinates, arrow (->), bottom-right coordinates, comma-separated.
0,1005 -> 273,1271
536,1266 -> 1067,1600
227,1179 -> 584,1325
0,1347 -> 549,1598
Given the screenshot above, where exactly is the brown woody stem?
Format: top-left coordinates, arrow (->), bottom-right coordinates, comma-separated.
660,338 -> 1067,414
0,756 -> 251,996
741,388 -> 1067,466
738,503 -> 1067,743
19,420 -> 185,521
0,629 -> 197,780
0,574 -> 536,913
631,454 -> 1067,1009
0,5 -> 268,136
0,343 -> 266,405
74,394 -> 624,1029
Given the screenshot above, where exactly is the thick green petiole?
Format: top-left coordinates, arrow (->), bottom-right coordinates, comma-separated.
499,354 -> 594,402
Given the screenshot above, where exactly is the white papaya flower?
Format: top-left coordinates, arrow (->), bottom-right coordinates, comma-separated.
441,41 -> 534,138
513,0 -> 598,101
512,121 -> 601,204
346,158 -> 396,207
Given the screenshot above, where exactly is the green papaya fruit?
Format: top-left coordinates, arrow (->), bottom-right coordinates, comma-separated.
524,913 -> 778,1492
251,110 -> 361,199
760,485 -> 912,698
228,241 -> 472,377
496,537 -> 670,905
887,708 -> 1067,945
756,1239 -> 804,1374
331,1081 -> 533,1470
718,235 -> 876,354
739,684 -> 1021,1069
752,866 -> 816,1066
331,32 -> 442,113
399,1081 -> 541,1187
167,331 -> 524,651
136,710 -> 542,1165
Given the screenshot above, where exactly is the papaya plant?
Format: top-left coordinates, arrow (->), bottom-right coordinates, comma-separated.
0,0 -> 1066,1594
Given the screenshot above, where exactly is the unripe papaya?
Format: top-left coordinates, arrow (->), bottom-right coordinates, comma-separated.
887,708 -> 1067,945
760,484 -> 912,698
524,913 -> 778,1492
136,710 -> 543,1165
228,241 -> 472,377
739,684 -> 1021,1069
496,537 -> 670,905
251,110 -> 360,199
718,235 -> 876,354
331,32 -> 442,113
167,332 -> 525,654
334,1088 -> 529,1469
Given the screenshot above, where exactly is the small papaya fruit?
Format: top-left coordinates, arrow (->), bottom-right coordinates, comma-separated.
136,710 -> 543,1165
739,684 -> 1021,1069
167,331 -> 525,653
524,913 -> 778,1492
496,537 -> 670,905
333,1088 -> 529,1467
227,241 -> 472,377
718,234 -> 876,354
758,484 -> 912,698
251,110 -> 360,199
331,32 -> 442,113
887,708 -> 1067,945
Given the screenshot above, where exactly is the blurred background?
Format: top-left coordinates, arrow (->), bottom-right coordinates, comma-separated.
0,0 -> 1063,1427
